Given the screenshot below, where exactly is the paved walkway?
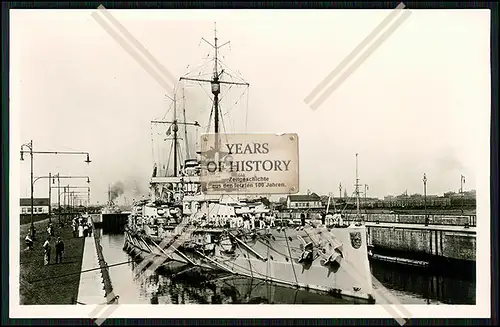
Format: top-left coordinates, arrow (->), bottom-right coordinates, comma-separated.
77,236 -> 106,305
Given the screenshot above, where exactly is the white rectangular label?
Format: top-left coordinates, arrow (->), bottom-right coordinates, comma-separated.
199,133 -> 299,195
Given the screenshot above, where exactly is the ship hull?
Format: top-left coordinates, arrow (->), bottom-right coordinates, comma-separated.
124,224 -> 374,303
123,231 -> 191,272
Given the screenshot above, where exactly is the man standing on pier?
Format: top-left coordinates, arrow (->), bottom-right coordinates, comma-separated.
87,221 -> 93,237
55,237 -> 65,263
72,218 -> 77,237
25,233 -> 33,250
43,237 -> 51,266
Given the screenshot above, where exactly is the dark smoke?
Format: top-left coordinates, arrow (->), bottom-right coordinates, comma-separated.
109,181 -> 125,202
109,178 -> 147,204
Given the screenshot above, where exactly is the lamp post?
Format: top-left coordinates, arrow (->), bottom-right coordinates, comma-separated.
460,175 -> 466,215
63,185 -> 67,212
48,172 -> 51,218
32,174 -> 91,224
423,173 -> 428,226
20,140 -> 91,236
364,184 -> 370,220
57,175 -> 60,224
60,190 -> 87,215
49,175 -> 90,223
54,186 -> 90,217
53,186 -> 90,191
20,141 -> 34,237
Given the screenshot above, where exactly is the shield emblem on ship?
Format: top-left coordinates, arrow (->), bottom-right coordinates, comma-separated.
350,232 -> 362,250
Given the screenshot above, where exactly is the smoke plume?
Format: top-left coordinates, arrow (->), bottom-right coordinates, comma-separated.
109,181 -> 125,202
108,177 -> 147,205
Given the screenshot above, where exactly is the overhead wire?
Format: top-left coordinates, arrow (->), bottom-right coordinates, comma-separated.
27,259 -> 133,284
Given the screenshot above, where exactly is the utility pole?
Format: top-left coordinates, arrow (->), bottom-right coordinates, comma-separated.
461,175 -> 466,215
48,172 -> 52,222
66,185 -> 69,218
339,182 -> 342,199
364,184 -> 369,218
423,173 -> 428,226
57,174 -> 61,224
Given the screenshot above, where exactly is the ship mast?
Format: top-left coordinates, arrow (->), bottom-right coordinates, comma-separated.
180,22 -> 249,152
173,93 -> 178,177
151,92 -> 199,178
182,87 -> 190,160
355,153 -> 362,221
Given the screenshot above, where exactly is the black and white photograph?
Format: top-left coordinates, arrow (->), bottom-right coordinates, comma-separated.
9,6 -> 491,322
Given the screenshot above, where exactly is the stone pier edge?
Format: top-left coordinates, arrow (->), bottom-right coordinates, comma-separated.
91,218 -> 115,302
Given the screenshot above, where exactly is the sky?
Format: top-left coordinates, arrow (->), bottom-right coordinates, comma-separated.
10,9 -> 491,205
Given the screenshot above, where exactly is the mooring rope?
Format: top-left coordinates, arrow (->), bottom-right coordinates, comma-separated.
282,228 -> 299,286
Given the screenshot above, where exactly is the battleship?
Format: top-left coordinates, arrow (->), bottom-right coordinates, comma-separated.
123,24 -> 375,303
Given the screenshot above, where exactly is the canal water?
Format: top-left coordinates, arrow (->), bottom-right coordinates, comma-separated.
96,229 -> 475,305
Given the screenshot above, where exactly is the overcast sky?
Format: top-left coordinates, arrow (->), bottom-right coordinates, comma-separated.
11,9 -> 490,204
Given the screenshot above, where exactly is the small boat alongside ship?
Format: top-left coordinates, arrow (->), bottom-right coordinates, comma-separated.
123,24 -> 375,303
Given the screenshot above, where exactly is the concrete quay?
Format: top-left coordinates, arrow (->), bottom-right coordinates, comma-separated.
365,222 -> 476,262
76,235 -> 106,305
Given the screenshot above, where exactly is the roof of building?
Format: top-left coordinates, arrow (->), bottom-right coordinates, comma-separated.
20,198 -> 50,206
287,194 -> 321,202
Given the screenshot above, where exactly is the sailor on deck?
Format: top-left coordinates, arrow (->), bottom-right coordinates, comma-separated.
332,212 -> 343,226
269,214 -> 276,227
258,214 -> 266,229
325,213 -> 333,226
237,216 -> 244,228
243,214 -> 251,229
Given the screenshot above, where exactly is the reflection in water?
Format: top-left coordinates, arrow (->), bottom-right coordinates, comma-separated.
97,229 -> 475,305
370,259 -> 475,305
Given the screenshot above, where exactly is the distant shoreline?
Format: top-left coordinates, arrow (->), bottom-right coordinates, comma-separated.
342,208 -> 476,215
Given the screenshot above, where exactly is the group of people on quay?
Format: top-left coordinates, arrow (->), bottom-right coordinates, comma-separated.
72,215 -> 93,238
24,221 -> 66,266
24,214 -> 94,267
